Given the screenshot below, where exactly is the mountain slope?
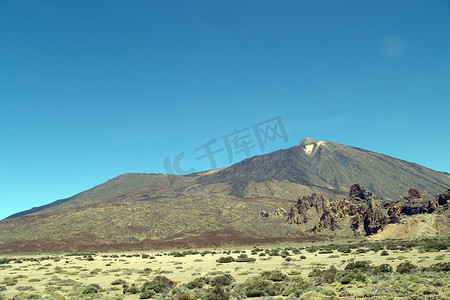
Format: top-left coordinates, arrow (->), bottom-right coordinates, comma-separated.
5,173 -> 174,219
0,138 -> 449,252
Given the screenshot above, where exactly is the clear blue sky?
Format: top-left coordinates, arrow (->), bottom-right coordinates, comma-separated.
1,1 -> 449,220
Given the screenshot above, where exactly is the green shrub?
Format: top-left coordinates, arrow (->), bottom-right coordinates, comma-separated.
280,279 -> 312,297
216,256 -> 235,263
15,286 -> 35,291
11,294 -> 41,300
211,274 -> 234,287
340,274 -> 353,284
123,283 -> 139,294
396,261 -> 416,274
339,270 -> 366,284
300,255 -> 307,259
186,277 -> 205,289
170,289 -> 193,300
200,285 -> 230,300
1,277 -> 17,286
380,250 -> 389,256
310,266 -> 338,285
235,254 -> 256,262
82,283 -> 101,294
377,264 -> 393,273
424,262 -> 450,272
344,260 -> 372,272
260,270 -> 287,282
140,276 -> 176,297
292,248 -> 300,254
140,289 -> 156,299
172,252 -> 186,258
141,253 -> 149,259
337,247 -> 351,254
306,247 -> 318,253
111,279 -> 127,285
236,277 -> 281,297
431,278 -> 446,287
355,248 -> 368,254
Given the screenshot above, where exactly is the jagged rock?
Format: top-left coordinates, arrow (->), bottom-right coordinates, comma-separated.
387,187 -> 450,217
287,185 -> 392,236
296,193 -> 328,214
426,188 -> 450,213
396,188 -> 428,215
361,198 -> 390,235
436,188 -> 450,206
286,185 -> 450,237
387,203 -> 402,223
401,200 -> 428,215
406,188 -> 422,199
348,184 -> 373,201
286,193 -> 328,228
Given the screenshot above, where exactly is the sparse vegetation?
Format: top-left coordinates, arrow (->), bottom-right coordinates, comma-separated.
0,238 -> 449,299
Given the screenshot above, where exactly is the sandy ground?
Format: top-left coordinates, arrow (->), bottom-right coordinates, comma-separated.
0,244 -> 448,299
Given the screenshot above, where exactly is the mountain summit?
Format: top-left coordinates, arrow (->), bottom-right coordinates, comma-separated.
198,138 -> 449,200
0,139 -> 449,252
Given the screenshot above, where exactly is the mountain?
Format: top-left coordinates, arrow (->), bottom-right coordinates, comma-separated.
0,138 -> 449,253
198,138 -> 450,200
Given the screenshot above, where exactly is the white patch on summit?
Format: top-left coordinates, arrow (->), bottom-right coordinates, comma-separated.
303,140 -> 327,155
304,144 -> 315,155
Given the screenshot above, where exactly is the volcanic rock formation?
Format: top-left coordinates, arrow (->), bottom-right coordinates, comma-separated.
286,184 -> 450,237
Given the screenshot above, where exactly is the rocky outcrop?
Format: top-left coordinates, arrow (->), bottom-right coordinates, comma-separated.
287,193 -> 328,229
387,202 -> 402,223
405,188 -> 422,199
274,205 -> 287,216
396,188 -> 428,215
286,184 -> 392,236
392,188 -> 450,215
260,211 -> 270,217
286,185 -> 450,237
260,206 -> 287,218
351,198 -> 389,235
426,188 -> 450,213
348,184 -> 373,201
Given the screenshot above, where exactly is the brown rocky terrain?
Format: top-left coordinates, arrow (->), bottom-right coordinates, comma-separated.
286,184 -> 450,239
